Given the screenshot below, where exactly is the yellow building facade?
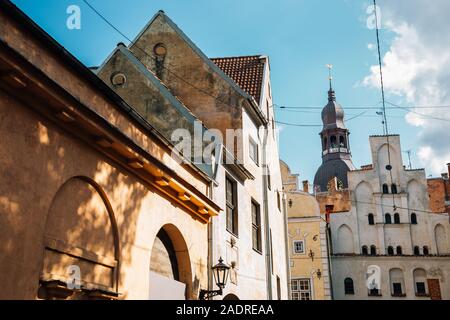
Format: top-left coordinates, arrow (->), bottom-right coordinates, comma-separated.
281,161 -> 332,300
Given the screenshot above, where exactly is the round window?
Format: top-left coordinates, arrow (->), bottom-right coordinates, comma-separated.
153,43 -> 167,57
111,73 -> 126,87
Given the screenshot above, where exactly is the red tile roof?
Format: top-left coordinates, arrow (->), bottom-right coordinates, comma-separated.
211,55 -> 265,104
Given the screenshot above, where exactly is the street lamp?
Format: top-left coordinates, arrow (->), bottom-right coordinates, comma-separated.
199,257 -> 230,300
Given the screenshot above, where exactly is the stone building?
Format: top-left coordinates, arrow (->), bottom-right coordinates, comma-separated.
281,161 -> 332,300
428,164 -> 450,215
329,135 -> 450,300
94,10 -> 288,299
0,1 -> 221,300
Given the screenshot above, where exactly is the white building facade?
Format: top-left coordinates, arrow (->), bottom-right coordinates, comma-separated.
330,135 -> 450,300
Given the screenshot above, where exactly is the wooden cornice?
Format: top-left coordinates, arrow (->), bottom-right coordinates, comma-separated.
0,41 -> 221,224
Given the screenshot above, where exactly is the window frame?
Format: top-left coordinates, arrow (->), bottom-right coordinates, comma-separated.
251,199 -> 262,253
344,278 -> 355,295
411,213 -> 418,225
291,279 -> 312,300
385,213 -> 392,224
361,245 -> 369,255
293,240 -> 305,255
368,213 -> 375,225
225,176 -> 238,237
394,213 -> 401,224
248,137 -> 259,165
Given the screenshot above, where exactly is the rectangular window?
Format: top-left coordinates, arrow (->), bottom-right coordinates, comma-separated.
416,282 -> 426,295
251,200 -> 262,252
291,279 -> 311,300
249,138 -> 259,165
266,167 -> 271,190
277,191 -> 281,211
393,283 -> 403,295
226,176 -> 238,236
293,240 -> 305,254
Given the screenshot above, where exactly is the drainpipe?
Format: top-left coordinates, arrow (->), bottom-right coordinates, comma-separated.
261,126 -> 273,300
283,192 -> 292,300
325,222 -> 334,300
207,207 -> 214,298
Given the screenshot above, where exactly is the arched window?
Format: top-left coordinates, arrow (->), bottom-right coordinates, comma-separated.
368,214 -> 375,225
330,136 -> 337,148
387,246 -> 394,255
389,268 -> 405,297
382,184 -> 389,194
339,135 -> 345,148
370,245 -> 377,256
394,213 -> 400,224
414,246 -> 420,256
336,224 -> 354,254
362,246 -> 368,255
435,224 -> 449,255
391,184 -> 398,194
396,246 -> 403,255
344,278 -> 354,295
423,246 -> 430,256
385,214 -> 392,224
413,269 -> 428,296
323,137 -> 328,151
411,213 -> 418,225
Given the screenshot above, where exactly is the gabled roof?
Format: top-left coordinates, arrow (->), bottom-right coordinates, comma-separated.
211,56 -> 265,104
130,11 -> 257,104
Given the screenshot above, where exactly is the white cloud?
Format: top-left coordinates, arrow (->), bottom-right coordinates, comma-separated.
363,0 -> 450,175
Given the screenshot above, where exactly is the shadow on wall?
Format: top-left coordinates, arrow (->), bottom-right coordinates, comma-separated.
0,95 -> 172,299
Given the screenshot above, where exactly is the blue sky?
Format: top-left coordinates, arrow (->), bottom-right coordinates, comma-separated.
11,0 -> 426,183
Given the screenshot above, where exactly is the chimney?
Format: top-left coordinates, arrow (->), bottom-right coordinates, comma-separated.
447,163 -> 450,178
303,180 -> 309,193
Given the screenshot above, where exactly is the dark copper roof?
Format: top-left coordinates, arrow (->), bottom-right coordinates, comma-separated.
211,56 -> 265,104
321,89 -> 346,130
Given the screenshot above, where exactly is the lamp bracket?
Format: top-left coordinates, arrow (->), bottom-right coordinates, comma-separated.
199,288 -> 223,300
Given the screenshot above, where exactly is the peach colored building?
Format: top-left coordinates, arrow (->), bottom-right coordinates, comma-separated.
0,1 -> 220,300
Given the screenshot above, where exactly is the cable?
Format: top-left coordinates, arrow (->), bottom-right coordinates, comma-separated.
273,104 -> 450,110
274,120 -> 322,128
386,101 -> 450,123
285,189 -> 448,216
82,0 -> 258,115
373,0 -> 397,212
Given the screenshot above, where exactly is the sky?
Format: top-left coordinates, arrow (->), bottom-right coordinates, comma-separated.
10,0 -> 450,183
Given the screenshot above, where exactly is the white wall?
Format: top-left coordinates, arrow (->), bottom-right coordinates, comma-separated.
330,135 -> 450,300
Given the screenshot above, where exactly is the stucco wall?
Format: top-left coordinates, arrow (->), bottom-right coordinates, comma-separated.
0,94 -> 209,299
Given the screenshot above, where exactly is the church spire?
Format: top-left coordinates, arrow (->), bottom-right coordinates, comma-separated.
327,64 -> 336,102
313,66 -> 355,192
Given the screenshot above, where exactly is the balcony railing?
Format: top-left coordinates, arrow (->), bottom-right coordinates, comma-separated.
322,147 -> 349,156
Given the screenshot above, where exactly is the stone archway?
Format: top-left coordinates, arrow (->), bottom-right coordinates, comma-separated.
39,176 -> 119,300
149,224 -> 193,300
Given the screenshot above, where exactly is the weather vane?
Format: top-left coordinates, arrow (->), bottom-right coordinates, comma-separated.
326,64 -> 333,90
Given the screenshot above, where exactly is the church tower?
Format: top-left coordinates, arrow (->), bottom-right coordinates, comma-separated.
314,79 -> 355,192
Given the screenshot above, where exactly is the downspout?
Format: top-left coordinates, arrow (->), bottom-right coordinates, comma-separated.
325,221 -> 334,300
283,193 -> 292,300
261,126 -> 273,300
207,203 -> 214,298
207,144 -> 223,300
